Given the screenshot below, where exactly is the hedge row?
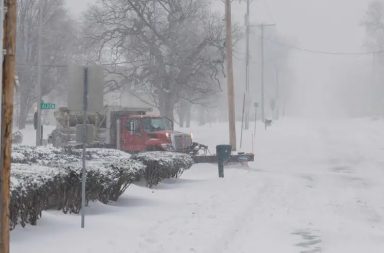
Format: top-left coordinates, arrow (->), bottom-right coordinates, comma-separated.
10,146 -> 193,229
131,152 -> 194,187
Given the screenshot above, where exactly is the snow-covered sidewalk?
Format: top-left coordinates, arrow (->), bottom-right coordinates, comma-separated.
11,118 -> 384,253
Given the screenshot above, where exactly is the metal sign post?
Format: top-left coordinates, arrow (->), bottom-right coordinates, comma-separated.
81,67 -> 88,228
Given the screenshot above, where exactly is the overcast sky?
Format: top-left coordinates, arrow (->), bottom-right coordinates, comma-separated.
234,0 -> 375,117
65,0 -> 93,17
65,0 -> 369,49
64,0 -> 377,117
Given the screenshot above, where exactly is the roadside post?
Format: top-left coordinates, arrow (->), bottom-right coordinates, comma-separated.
216,145 -> 232,178
68,64 -> 103,228
252,102 -> 259,153
81,67 -> 88,229
36,102 -> 56,143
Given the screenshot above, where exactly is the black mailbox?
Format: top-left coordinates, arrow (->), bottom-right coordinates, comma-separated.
216,145 -> 232,178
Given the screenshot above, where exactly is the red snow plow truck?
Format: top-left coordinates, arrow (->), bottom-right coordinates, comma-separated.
48,106 -> 254,163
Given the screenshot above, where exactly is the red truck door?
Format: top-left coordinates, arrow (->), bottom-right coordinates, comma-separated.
120,117 -> 146,152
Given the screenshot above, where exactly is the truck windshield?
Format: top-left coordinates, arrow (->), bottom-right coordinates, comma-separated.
142,118 -> 173,132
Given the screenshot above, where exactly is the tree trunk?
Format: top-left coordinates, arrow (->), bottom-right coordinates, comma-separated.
159,91 -> 174,122
198,105 -> 205,126
176,104 -> 185,127
18,89 -> 32,129
176,100 -> 192,128
186,104 -> 191,128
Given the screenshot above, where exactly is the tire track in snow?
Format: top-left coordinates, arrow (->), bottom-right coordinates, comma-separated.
134,170 -> 268,253
204,179 -> 271,253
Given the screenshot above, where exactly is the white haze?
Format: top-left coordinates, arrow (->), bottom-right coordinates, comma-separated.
65,0 -> 379,118
230,0 -> 374,118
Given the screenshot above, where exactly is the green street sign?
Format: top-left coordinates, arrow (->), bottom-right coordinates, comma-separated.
40,102 -> 56,110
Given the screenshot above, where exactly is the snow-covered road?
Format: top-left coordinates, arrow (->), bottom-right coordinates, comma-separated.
11,118 -> 384,253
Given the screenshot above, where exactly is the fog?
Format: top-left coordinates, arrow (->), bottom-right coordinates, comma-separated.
229,0 -> 378,118
7,2 -> 384,252
62,0 -> 383,119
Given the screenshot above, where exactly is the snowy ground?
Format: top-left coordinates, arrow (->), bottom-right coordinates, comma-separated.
11,118 -> 384,253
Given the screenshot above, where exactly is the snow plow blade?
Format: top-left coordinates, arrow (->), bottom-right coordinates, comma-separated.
192,153 -> 254,163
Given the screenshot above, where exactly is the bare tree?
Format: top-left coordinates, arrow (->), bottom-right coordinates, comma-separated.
83,0 -> 226,121
362,1 -> 384,52
362,1 -> 384,116
16,0 -> 78,128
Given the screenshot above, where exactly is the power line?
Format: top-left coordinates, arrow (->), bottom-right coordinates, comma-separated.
15,61 -> 147,68
16,63 -> 68,68
263,36 -> 384,56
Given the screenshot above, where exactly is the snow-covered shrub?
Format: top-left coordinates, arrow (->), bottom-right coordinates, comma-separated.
131,152 -> 194,187
10,146 -> 193,228
97,159 -> 144,201
12,145 -> 79,165
10,164 -> 66,229
10,146 -> 144,228
62,147 -> 132,162
52,160 -> 144,213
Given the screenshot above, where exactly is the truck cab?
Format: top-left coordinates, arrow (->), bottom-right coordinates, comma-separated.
120,115 -> 193,152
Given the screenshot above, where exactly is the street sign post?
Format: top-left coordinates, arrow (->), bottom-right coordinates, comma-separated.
81,67 -> 88,229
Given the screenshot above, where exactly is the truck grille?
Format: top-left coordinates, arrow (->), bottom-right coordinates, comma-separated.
172,133 -> 192,152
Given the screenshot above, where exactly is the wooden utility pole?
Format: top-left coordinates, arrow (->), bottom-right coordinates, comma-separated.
244,0 -> 250,130
240,0 -> 251,147
225,0 -> 236,151
1,0 -> 17,252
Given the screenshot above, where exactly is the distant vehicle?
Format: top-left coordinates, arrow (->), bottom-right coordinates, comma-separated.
49,65 -> 254,162
48,107 -> 193,153
48,106 -> 254,163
